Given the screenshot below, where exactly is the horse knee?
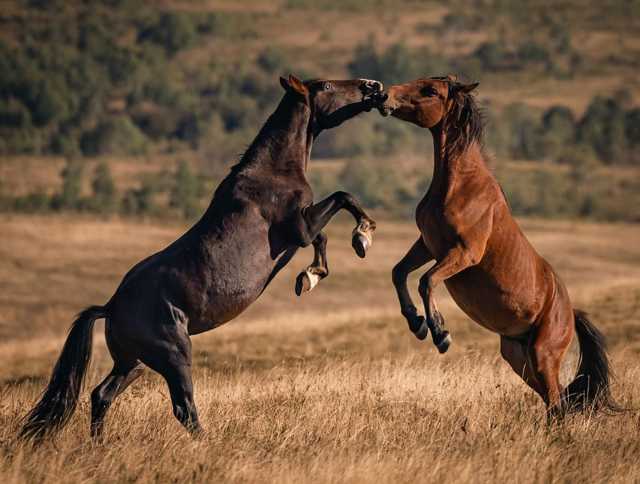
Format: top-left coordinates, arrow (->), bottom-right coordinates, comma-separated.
391,263 -> 405,287
334,190 -> 354,206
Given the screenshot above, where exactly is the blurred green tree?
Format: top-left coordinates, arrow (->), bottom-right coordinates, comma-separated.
52,159 -> 84,210
170,160 -> 201,219
90,162 -> 117,214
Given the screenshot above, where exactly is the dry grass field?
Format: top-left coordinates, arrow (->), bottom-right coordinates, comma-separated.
0,213 -> 639,483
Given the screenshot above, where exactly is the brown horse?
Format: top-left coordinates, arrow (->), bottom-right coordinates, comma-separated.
379,76 -> 617,415
19,75 -> 383,441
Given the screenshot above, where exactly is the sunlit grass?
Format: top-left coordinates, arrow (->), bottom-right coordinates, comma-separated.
0,214 -> 638,482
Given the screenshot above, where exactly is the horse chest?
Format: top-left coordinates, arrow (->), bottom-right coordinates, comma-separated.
416,198 -> 456,259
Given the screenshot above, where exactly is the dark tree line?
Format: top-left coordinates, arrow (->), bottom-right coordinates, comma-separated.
2,159 -> 204,220
1,2 -> 638,167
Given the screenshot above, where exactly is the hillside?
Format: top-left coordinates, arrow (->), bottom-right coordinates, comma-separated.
1,0 -> 639,159
1,0 -> 639,222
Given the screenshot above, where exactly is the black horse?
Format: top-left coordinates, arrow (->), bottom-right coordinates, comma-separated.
20,75 -> 383,440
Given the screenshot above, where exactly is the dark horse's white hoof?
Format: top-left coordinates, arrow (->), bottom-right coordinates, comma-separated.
436,332 -> 452,354
352,225 -> 373,259
352,234 -> 369,258
295,269 -> 320,296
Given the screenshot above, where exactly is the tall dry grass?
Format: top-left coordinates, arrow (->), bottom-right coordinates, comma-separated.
0,214 -> 639,483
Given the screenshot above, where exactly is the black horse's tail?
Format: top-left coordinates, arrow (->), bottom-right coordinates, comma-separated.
19,305 -> 106,441
564,309 -> 620,414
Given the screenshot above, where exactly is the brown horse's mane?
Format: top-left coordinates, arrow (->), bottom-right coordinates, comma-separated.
432,76 -> 484,160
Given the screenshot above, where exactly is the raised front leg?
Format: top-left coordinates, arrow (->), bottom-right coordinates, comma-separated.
292,191 -> 376,257
295,231 -> 329,295
391,238 -> 434,340
418,244 -> 482,353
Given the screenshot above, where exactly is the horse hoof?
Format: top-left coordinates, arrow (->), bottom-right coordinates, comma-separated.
352,233 -> 370,258
414,320 -> 429,341
295,270 -> 320,296
436,332 -> 452,354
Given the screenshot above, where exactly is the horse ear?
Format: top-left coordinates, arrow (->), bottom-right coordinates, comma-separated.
280,74 -> 308,97
280,76 -> 290,91
287,74 -> 308,96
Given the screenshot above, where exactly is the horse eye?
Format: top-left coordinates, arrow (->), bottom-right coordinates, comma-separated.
324,82 -> 333,91
421,87 -> 437,97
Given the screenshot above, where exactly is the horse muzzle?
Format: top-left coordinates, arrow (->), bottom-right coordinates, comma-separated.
360,80 -> 384,111
377,95 -> 395,117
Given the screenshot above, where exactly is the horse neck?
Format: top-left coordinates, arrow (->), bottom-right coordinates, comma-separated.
235,94 -> 313,175
196,94 -> 313,230
429,125 -> 487,199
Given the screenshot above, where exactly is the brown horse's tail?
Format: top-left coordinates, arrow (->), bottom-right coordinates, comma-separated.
564,309 -> 620,414
19,305 -> 105,442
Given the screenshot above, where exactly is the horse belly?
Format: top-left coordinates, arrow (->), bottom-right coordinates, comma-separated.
444,268 -> 538,336
189,244 -> 279,334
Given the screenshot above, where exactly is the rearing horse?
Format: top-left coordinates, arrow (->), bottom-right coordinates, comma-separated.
379,76 -> 617,414
20,75 -> 383,440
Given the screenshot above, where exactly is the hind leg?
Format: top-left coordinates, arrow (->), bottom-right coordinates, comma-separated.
139,305 -> 202,435
501,324 -> 573,415
143,349 -> 201,434
500,336 -> 547,401
153,360 -> 201,435
90,361 -> 144,439
533,306 -> 574,415
295,231 -> 329,295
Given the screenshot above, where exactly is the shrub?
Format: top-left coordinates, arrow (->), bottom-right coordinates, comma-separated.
51,159 -> 84,210
131,107 -> 179,140
89,162 -> 117,214
347,40 -> 383,82
624,108 -> 640,164
541,105 -> 576,160
340,159 -> 413,214
578,96 -> 626,164
502,103 -> 545,160
348,40 -> 449,85
516,41 -> 550,66
121,181 -> 156,216
80,116 -> 148,156
554,144 -> 599,168
473,42 -> 510,70
138,12 -> 197,56
257,47 -> 290,74
12,190 -> 52,213
169,160 -> 202,219
0,98 -> 32,128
